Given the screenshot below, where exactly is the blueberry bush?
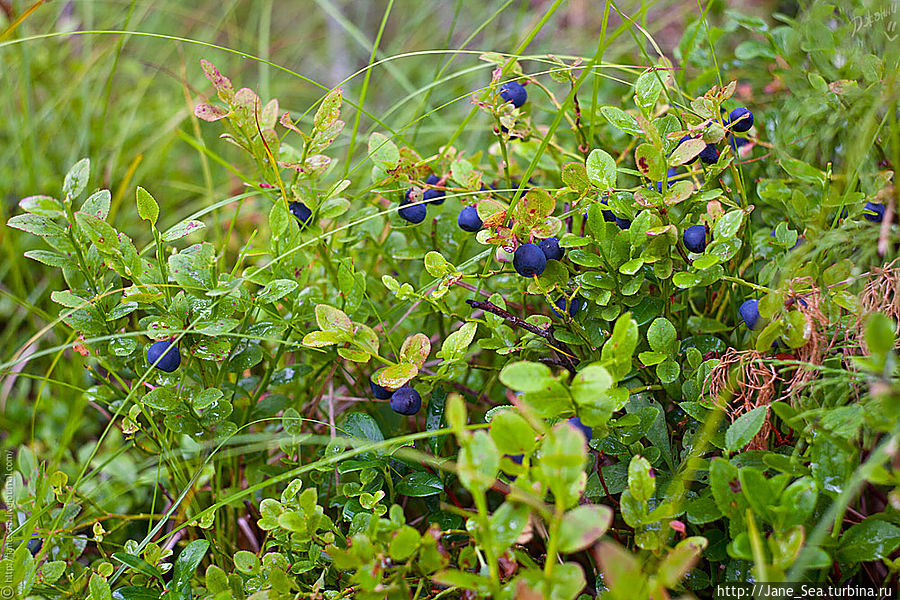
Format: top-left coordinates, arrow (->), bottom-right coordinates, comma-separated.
2,1 -> 900,597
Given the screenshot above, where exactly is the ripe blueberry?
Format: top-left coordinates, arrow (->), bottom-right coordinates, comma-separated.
600,200 -> 616,223
729,134 -> 749,153
678,135 -> 699,165
499,81 -> 527,108
683,224 -> 707,253
146,340 -> 180,373
552,296 -> 582,317
27,538 -> 42,556
567,417 -> 593,441
699,143 -> 719,165
864,202 -> 885,222
399,199 -> 426,224
458,205 -> 483,232
615,216 -> 631,230
739,299 -> 761,330
423,174 -> 445,205
513,243 -> 547,277
390,386 -> 422,415
538,236 -> 564,261
289,201 -> 312,227
370,378 -> 393,400
728,107 -> 754,133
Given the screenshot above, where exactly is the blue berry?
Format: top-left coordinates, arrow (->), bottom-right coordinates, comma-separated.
615,216 -> 631,230
729,134 -> 749,153
678,135 -> 699,165
499,81 -> 527,108
507,453 -> 524,465
289,201 -> 312,227
538,236 -> 564,261
399,199 -> 426,224
728,107 -> 754,132
740,299 -> 761,330
423,174 -> 445,205
683,224 -> 707,253
146,340 -> 181,373
567,417 -> 593,441
458,205 -> 482,232
864,202 -> 885,222
370,378 -> 393,400
599,199 -> 616,222
513,243 -> 547,277
552,296 -> 582,317
390,386 -> 422,415
27,538 -> 42,556
699,144 -> 719,165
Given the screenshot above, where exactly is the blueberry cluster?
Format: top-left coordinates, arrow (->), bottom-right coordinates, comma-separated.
512,235 -> 566,278
400,174 -> 445,224
371,377 -> 423,415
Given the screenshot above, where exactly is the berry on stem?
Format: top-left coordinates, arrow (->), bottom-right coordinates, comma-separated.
423,174 -> 445,205
458,205 -> 482,232
683,224 -> 707,253
864,202 -> 885,222
370,378 -> 393,400
740,299 -> 761,330
513,243 -> 546,277
538,236 -> 564,261
699,144 -> 719,165
552,296 -> 582,317
728,107 -> 754,132
399,199 -> 426,224
289,201 -> 312,227
146,340 -> 181,373
390,386 -> 422,415
499,81 -> 527,108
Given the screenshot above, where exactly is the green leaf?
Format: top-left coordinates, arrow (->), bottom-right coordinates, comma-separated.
457,431 -> 499,494
19,195 -> 64,217
135,187 -> 159,226
586,149 -> 617,192
368,132 -> 399,169
82,189 -> 111,221
657,537 -> 708,587
499,361 -> 554,393
561,162 -> 590,192
599,106 -> 642,136
396,472 -> 444,497
112,552 -> 164,580
63,158 -> 91,200
315,304 -> 353,334
8,213 -> 66,237
88,574 -> 112,600
570,364 -> 613,406
627,455 -> 655,503
400,333 -> 430,367
634,143 -> 664,180
725,406 -> 767,452
601,313 -> 638,379
713,209 -> 744,240
670,138 -> 706,166
486,502 -> 531,557
389,526 -> 420,561
314,88 -> 343,131
866,313 -> 896,358
647,317 -> 678,355
233,550 -> 259,574
373,362 -> 418,389
257,279 -> 298,304
837,519 -> 900,563
437,322 -> 477,362
489,409 -> 536,455
161,219 -> 206,242
558,505 -> 613,553
634,70 -> 663,117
